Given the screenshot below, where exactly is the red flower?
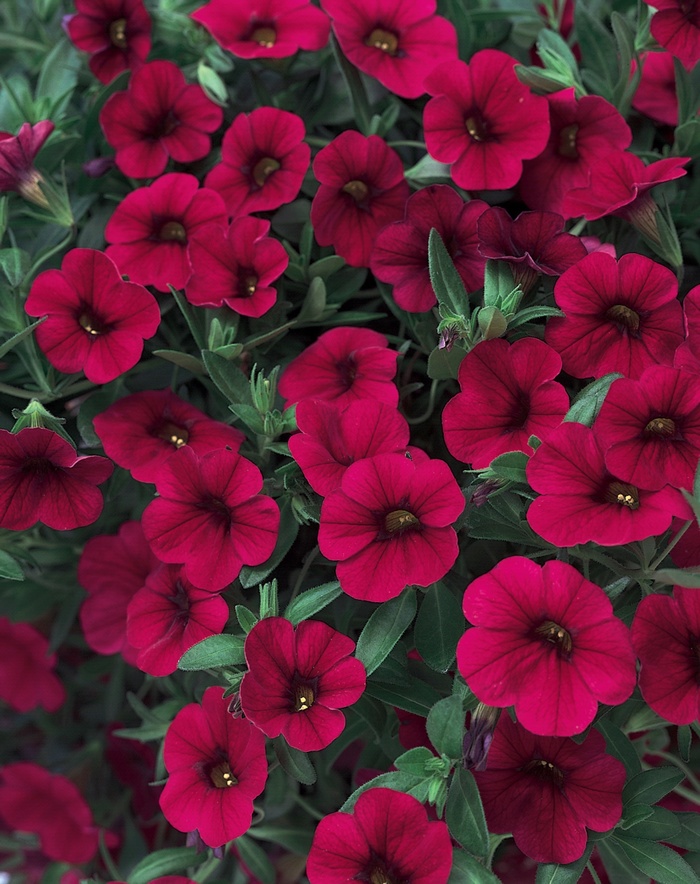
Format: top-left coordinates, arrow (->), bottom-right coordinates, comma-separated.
278,327 -> 399,409
423,50 -> 550,191
318,452 -> 464,602
99,60 -> 223,179
204,108 -> 309,218
633,52 -> 679,127
545,251 -> 684,380
307,787 -> 452,883
64,0 -> 151,84
670,516 -> 700,568
311,131 -> 410,268
105,726 -> 161,821
105,173 -> 227,292
442,338 -> 569,469
191,0 -> 330,58
25,248 -> 160,383
473,716 -> 625,864
239,617 -> 366,751
457,557 -> 636,736
526,421 -> 689,547
78,520 -> 159,665
371,185 -> 487,312
0,428 -> 113,531
127,565 -> 229,676
93,388 -> 244,484
519,89 -> 631,216
0,120 -> 54,208
632,587 -> 700,725
142,446 -> 280,591
186,216 -> 288,317
321,0 -> 458,99
644,0 -> 700,70
160,686 -> 268,848
0,618 -> 65,713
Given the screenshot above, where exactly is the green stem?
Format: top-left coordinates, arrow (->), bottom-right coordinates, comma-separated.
405,378 -> 440,426
330,33 -> 371,135
193,855 -> 224,882
387,140 -> 427,149
648,519 -> 692,571
586,860 -> 603,884
98,829 -> 121,880
288,544 -> 320,604
26,229 -> 74,280
294,792 -> 325,821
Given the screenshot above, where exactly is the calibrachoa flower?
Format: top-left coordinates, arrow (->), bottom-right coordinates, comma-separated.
423,50 -> 550,191
473,716 -> 625,864
370,185 -> 488,312
526,421 -> 690,546
442,338 -> 569,469
457,557 -> 637,736
318,452 -> 464,602
186,216 -> 289,317
0,428 -> 113,531
99,60 -> 223,179
278,327 -> 399,409
93,389 -> 244,484
160,686 -> 268,848
191,0 -> 330,58
142,446 -> 280,592
545,251 -> 684,380
25,248 -> 160,383
321,0 -> 458,99
64,0 -> 151,84
644,0 -> 700,70
204,107 -> 309,217
632,587 -> 700,725
306,787 -> 452,883
311,131 -> 410,268
0,617 -> 65,713
239,617 -> 366,751
633,52 -> 679,127
0,120 -> 54,208
104,173 -> 227,291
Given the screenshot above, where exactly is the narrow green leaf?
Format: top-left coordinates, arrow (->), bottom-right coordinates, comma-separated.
613,833 -> 699,884
355,589 -> 417,675
365,676 -> 441,717
128,848 -> 203,884
449,850 -> 501,884
235,605 -> 258,634
153,349 -> 204,374
653,568 -> 700,589
596,835 -> 651,884
0,247 -> 30,286
0,550 -> 24,581
445,767 -> 489,859
414,584 -> 464,672
272,736 -> 317,785
623,767 -> 685,808
339,770 -> 426,813
426,695 -> 464,760
596,719 -> 642,777
0,317 -> 47,361
564,373 -> 622,427
234,835 -> 275,884
626,806 -> 681,842
428,228 -> 470,316
535,846 -> 593,884
670,812 -> 700,850
202,349 -> 252,404
285,581 -> 342,625
394,746 -> 435,776
177,634 -> 246,671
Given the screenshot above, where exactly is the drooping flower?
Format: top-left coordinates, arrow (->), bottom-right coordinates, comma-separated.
160,686 -> 268,848
204,107 -> 309,218
104,173 -> 227,292
64,0 -> 151,84
141,446 -> 279,592
311,131 -> 409,268
0,120 -> 54,209
191,0 -> 330,58
306,787 -> 452,883
442,338 -> 569,469
473,716 -> 625,864
0,618 -> 65,713
99,60 -> 223,179
643,0 -> 700,70
25,248 -> 161,383
370,185 -> 488,312
318,452 -> 464,602
423,50 -> 550,191
457,557 -> 637,736
633,52 -> 679,127
545,251 -> 684,380
278,327 -> 399,409
321,0 -> 458,99
93,389 -> 244,484
0,428 -> 113,531
239,617 -> 366,751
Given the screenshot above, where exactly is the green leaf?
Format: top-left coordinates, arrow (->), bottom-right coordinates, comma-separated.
536,846 -> 593,884
355,589 -> 417,675
449,850 -> 501,884
128,848 -> 203,884
177,634 -> 246,671
612,833 -> 699,884
626,806 -> 681,842
414,584 -> 464,672
623,767 -> 685,808
483,260 -> 516,309
272,736 -> 316,785
285,580 -> 342,625
596,835 -> 651,884
564,373 -> 622,426
427,345 -> 467,380
0,247 -> 29,286
677,725 -> 692,763
36,39 -> 80,106
196,62 -> 228,105
653,568 -> 700,588
0,316 -> 47,361
428,228 -> 470,317
366,675 -> 441,717
234,835 -> 275,884
0,550 -> 24,581
246,825 -> 313,855
235,605 -> 258,634
445,768 -> 489,859
426,695 -> 464,760
394,746 -> 435,776
480,450 -> 530,484
339,770 -> 426,813
596,719 -> 642,777
240,498 -> 298,588
202,349 -> 252,405
670,813 -> 700,850
153,349 -> 204,374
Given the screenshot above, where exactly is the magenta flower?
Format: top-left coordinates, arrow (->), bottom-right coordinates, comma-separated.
371,185 -> 487,312
311,131 -> 409,268
0,618 -> 65,713
105,173 -> 227,292
160,686 -> 268,848
0,120 -> 54,208
442,338 -> 569,469
191,0 -> 330,59
643,0 -> 700,70
633,52 -> 679,127
424,50 -> 550,191
93,388 -> 244,484
474,716 -> 625,864
321,0 -> 458,99
278,327 -> 399,409
318,452 -> 464,602
632,587 -> 700,725
204,107 -> 310,218
142,446 -> 279,591
99,60 -> 223,179
457,557 -> 637,736
545,251 -> 684,380
239,617 -> 366,751
526,421 -> 690,547
306,787 -> 452,883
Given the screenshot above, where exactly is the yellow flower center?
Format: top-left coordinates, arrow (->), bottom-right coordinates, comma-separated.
252,157 -> 280,187
109,18 -> 127,49
342,179 -> 369,202
251,26 -> 276,48
294,683 -> 315,712
606,304 -> 640,332
558,123 -> 579,158
644,417 -> 676,437
365,28 -> 399,55
157,422 -> 189,448
605,481 -> 640,510
535,619 -> 573,656
384,509 -> 420,534
79,313 -> 102,336
209,761 -> 237,789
